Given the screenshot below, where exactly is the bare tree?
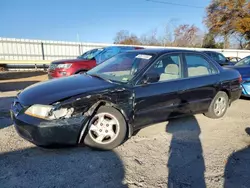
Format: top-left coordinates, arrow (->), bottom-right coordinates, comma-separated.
163,18 -> 179,46
139,28 -> 161,46
113,22 -> 204,48
162,25 -> 174,46
173,24 -> 203,47
114,30 -> 140,45
231,33 -> 247,49
147,28 -> 161,46
114,30 -> 130,44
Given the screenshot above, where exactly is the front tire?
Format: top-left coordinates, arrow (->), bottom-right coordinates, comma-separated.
204,91 -> 229,119
83,106 -> 127,150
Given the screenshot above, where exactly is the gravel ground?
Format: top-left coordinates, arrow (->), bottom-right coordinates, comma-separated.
0,71 -> 250,188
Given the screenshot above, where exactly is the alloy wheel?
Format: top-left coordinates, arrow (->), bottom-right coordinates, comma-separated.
214,97 -> 227,116
88,112 -> 120,144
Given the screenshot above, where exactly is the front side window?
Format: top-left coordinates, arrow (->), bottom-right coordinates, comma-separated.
145,54 -> 182,82
185,54 -> 217,77
87,52 -> 154,83
218,53 -> 227,62
211,52 -> 226,62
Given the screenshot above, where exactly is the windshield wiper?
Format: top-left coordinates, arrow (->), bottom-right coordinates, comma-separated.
88,74 -> 113,82
88,73 -> 124,84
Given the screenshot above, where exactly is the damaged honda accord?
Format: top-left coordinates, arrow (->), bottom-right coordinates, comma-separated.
10,49 -> 242,150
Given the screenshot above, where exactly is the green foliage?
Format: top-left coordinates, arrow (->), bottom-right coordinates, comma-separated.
202,33 -> 216,48
204,0 -> 250,49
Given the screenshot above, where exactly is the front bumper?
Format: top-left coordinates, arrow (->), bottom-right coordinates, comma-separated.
10,108 -> 89,146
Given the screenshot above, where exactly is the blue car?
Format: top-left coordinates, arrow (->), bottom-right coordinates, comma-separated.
202,51 -> 235,66
226,56 -> 250,97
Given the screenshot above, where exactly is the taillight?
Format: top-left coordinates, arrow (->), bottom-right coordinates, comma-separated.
239,75 -> 242,83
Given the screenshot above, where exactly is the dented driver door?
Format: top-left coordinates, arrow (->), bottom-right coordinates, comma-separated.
132,53 -> 184,129
132,79 -> 184,129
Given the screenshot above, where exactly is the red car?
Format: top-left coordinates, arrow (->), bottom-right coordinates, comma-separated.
48,46 -> 144,79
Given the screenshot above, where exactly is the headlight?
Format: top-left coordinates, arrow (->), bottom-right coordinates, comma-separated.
57,63 -> 72,69
25,104 -> 74,120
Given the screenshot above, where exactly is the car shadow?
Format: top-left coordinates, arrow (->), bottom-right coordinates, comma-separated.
0,81 -> 39,92
224,128 -> 250,188
240,96 -> 250,100
166,116 -> 206,188
0,146 -> 128,188
0,96 -> 15,130
0,71 -> 46,80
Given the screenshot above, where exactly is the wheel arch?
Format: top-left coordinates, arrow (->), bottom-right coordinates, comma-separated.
78,100 -> 133,144
220,89 -> 230,99
218,81 -> 231,104
219,88 -> 232,106
74,69 -> 88,74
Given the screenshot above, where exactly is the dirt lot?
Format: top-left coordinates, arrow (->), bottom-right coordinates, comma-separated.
0,71 -> 250,188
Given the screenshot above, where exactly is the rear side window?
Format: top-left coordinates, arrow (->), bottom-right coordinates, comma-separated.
185,54 -> 217,77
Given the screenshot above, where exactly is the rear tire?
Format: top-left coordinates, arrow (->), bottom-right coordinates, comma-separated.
204,91 -> 229,119
83,106 -> 127,150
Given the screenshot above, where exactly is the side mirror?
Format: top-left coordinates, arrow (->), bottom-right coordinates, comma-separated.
142,72 -> 160,84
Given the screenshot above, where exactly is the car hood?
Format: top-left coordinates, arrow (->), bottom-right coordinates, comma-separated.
51,59 -> 93,64
18,74 -> 117,106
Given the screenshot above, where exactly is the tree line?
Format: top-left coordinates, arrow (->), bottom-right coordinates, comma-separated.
113,0 -> 250,49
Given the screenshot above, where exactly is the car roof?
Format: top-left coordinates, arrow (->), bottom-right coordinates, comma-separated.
104,45 -> 143,49
126,48 -> 205,55
202,50 -> 221,54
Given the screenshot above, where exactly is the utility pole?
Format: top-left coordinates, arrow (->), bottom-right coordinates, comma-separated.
76,33 -> 80,42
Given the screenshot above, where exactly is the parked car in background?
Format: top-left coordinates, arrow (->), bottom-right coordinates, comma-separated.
47,46 -> 144,79
11,49 -> 242,150
225,56 -> 250,97
227,56 -> 242,63
202,51 -> 234,66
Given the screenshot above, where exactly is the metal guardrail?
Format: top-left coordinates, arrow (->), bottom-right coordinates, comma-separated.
0,60 -> 50,70
1,37 -> 250,71
0,60 -> 51,64
1,37 -> 250,61
0,37 -> 109,61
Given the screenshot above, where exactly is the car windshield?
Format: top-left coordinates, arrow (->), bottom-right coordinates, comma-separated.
87,52 -> 155,83
77,48 -> 104,60
235,56 -> 250,66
